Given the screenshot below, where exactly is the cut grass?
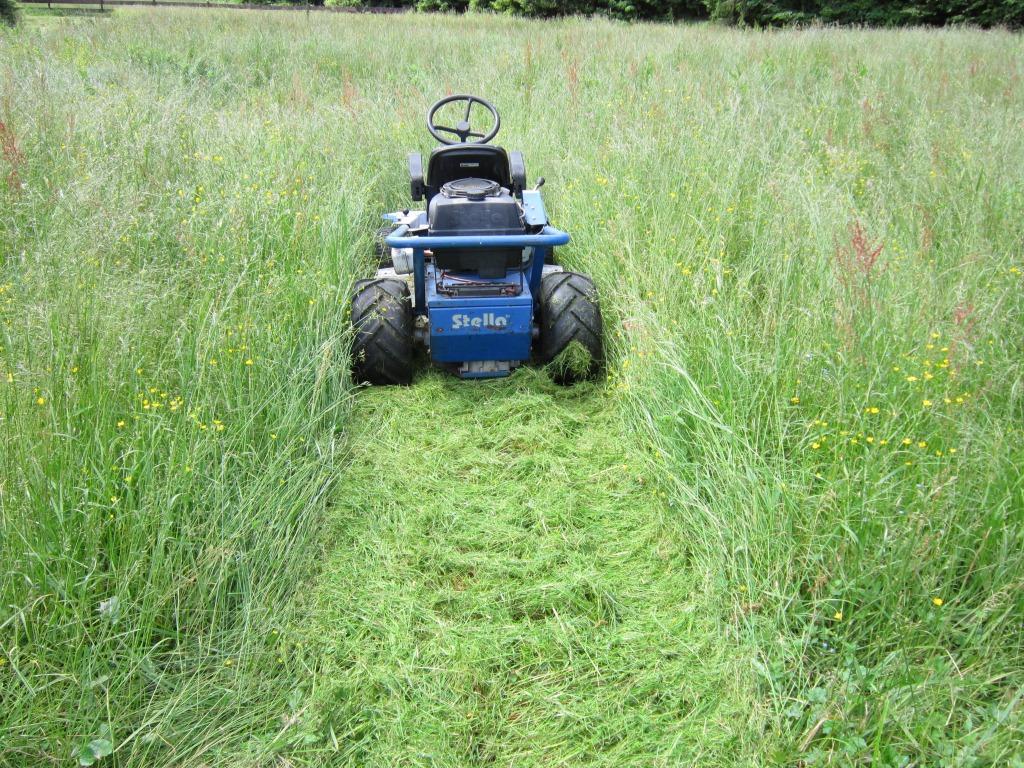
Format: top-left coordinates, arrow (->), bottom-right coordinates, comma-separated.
300,369 -> 764,766
545,339 -> 596,382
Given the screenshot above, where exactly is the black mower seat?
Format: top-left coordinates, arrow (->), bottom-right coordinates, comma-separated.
409,144 -> 526,201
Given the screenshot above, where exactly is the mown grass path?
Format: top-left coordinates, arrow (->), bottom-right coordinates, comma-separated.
300,371 -> 760,766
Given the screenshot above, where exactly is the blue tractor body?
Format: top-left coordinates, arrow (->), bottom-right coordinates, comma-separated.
425,278 -> 534,370
350,96 -> 602,385
382,194 -> 569,378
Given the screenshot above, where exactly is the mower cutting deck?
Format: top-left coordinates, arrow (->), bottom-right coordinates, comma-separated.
351,95 -> 602,384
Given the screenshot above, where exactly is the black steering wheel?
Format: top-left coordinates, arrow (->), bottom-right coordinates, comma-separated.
426,95 -> 501,145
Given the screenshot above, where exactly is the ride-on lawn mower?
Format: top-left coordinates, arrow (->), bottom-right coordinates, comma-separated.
350,95 -> 603,384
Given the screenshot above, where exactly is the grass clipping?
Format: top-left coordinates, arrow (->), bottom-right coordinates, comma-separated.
300,370 -> 752,764
545,340 -> 595,383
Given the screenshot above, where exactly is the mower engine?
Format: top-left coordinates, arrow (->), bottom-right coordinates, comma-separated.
428,178 -> 526,279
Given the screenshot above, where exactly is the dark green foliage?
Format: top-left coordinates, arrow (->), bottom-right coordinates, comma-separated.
704,0 -> 1023,26
1,0 -> 18,27
313,0 -> 1024,25
412,0 -> 733,18
468,0 -> 706,19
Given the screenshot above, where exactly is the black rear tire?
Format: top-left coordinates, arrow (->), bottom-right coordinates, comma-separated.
350,278 -> 414,386
538,271 -> 603,383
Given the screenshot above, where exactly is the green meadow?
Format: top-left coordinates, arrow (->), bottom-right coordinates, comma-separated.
1,9 -> 1022,766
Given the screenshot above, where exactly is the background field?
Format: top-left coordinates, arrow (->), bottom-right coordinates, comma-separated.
2,9 -> 1023,767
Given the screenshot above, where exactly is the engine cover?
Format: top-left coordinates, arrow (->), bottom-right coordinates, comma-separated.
428,178 -> 526,278
428,178 -> 525,235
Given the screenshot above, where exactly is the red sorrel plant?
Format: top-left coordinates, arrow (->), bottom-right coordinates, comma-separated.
833,219 -> 885,352
0,120 -> 24,192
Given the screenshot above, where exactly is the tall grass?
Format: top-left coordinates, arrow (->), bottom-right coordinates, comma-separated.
0,14 -> 369,762
1,9 -> 1021,767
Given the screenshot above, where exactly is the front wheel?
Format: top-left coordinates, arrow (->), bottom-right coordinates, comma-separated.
538,271 -> 603,383
350,278 -> 414,386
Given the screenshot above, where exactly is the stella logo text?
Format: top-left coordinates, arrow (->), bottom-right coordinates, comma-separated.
450,313 -> 510,330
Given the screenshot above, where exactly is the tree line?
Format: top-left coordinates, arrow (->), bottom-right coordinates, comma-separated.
322,0 -> 1023,26
2,0 -> 1021,29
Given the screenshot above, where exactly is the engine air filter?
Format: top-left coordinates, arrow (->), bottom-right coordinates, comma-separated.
440,177 -> 502,201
